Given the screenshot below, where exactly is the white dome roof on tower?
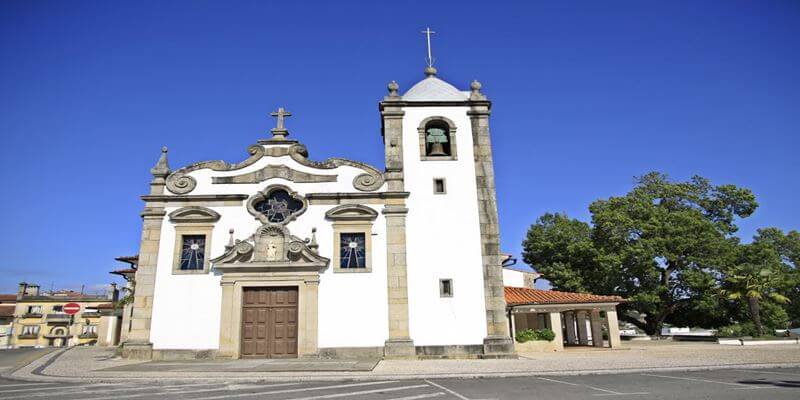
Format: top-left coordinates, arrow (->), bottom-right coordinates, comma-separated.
403,76 -> 469,101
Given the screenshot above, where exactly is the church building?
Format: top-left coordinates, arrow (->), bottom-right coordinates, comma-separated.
121,63 -> 515,360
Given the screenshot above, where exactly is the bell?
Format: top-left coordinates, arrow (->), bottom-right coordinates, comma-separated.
429,142 -> 446,156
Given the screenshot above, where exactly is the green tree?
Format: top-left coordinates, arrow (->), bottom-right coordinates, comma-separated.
749,228 -> 800,328
722,241 -> 791,336
523,172 -> 758,335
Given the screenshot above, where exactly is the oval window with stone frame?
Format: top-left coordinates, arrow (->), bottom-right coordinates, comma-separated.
253,189 -> 305,224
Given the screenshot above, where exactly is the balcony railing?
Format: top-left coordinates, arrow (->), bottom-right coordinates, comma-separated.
20,313 -> 43,318
45,313 -> 71,323
81,312 -> 101,318
17,333 -> 39,339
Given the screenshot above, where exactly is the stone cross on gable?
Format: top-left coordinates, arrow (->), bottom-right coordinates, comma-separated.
269,107 -> 292,140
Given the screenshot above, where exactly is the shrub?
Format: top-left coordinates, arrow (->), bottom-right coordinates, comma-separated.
515,328 -> 556,343
716,322 -> 758,338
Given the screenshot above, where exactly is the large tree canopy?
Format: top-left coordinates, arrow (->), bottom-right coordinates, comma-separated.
523,172 -> 759,335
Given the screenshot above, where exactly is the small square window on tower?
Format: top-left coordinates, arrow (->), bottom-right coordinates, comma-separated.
433,178 -> 446,194
439,279 -> 454,298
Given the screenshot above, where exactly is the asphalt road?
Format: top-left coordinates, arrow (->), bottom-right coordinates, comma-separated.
0,367 -> 798,399
0,348 -> 55,373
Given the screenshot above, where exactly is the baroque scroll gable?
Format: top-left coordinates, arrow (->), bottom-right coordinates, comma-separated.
166,143 -> 384,194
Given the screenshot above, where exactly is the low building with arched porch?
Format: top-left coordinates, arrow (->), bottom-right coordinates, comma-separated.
502,266 -> 624,351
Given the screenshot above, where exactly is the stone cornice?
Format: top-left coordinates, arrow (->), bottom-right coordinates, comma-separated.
213,262 -> 328,274
379,100 -> 492,109
141,194 -> 249,202
306,192 -> 410,200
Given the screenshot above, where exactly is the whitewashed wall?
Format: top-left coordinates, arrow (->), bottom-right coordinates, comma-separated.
149,146 -> 389,350
502,269 -> 525,288
402,107 -> 488,346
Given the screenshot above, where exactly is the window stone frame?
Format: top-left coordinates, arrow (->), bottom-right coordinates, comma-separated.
172,224 -> 214,275
439,278 -> 454,298
246,184 -> 308,225
418,116 -> 458,161
433,177 -> 447,194
325,204 -> 378,274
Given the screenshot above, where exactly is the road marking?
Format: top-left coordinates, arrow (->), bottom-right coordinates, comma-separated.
0,384 -> 102,394
284,384 -> 431,400
187,381 -> 400,400
1,384 -> 123,398
641,373 -> 758,389
424,380 -> 471,400
734,369 -> 800,377
1,382 -> 228,400
87,382 -> 303,400
0,382 -> 60,389
537,377 -> 648,396
387,393 -> 446,400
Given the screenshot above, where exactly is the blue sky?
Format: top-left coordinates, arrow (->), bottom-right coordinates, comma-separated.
1,1 -> 798,294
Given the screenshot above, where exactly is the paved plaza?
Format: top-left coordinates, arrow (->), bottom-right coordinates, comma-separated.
0,341 -> 798,399
7,341 -> 799,381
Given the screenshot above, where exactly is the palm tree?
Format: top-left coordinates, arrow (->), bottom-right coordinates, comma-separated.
723,244 -> 791,337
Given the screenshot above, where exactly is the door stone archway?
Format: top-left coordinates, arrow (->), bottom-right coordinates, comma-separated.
212,224 -> 329,359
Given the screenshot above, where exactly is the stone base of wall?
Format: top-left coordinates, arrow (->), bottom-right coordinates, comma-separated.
481,336 -> 517,359
415,344 -> 485,359
121,341 -> 518,360
151,349 -> 218,360
120,342 -> 153,360
515,340 -> 562,353
317,346 -> 385,359
384,339 -> 416,359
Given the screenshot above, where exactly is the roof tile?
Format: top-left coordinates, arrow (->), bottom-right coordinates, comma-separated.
0,294 -> 17,302
505,286 -> 624,306
0,305 -> 15,317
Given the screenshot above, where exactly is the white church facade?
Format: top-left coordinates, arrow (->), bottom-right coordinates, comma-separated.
121,65 -> 515,360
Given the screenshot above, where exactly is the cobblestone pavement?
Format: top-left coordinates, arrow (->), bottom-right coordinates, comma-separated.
1,368 -> 799,399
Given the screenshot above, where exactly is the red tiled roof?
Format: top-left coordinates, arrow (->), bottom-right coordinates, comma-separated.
0,305 -> 15,317
504,286 -> 624,306
0,294 -> 17,303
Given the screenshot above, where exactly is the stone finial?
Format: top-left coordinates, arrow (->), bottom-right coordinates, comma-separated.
150,146 -> 170,179
387,80 -> 399,97
308,227 -> 319,253
424,66 -> 437,77
226,229 -> 235,250
469,80 -> 486,101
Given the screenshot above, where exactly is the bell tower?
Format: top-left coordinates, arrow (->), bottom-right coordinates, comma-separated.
378,59 -> 514,357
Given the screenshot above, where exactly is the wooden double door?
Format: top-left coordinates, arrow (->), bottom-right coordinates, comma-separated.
241,286 -> 298,358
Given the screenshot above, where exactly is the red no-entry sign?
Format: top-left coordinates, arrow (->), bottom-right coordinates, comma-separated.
63,303 -> 81,315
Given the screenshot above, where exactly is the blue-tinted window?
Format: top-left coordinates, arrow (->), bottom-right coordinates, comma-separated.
180,235 -> 206,270
340,232 -> 366,268
253,189 -> 304,223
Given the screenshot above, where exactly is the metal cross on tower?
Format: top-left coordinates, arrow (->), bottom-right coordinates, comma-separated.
421,27 -> 435,68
